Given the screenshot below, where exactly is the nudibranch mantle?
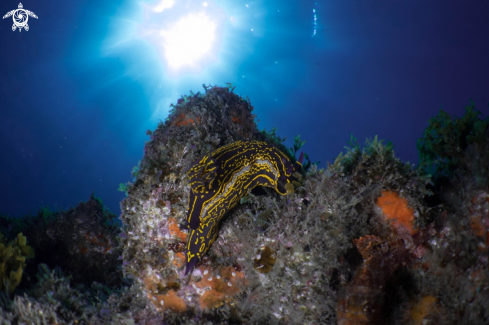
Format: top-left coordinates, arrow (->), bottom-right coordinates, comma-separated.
184,140 -> 303,275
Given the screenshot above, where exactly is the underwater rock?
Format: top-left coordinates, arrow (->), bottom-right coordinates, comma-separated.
336,188 -> 434,325
3,89 -> 488,324
119,87 -> 489,324
408,295 -> 439,325
119,85 -> 354,323
0,193 -> 122,289
336,234 -> 413,325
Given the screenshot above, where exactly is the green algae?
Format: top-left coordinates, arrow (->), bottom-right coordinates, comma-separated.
0,232 -> 34,295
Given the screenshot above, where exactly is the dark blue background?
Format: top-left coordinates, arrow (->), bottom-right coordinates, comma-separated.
1,0 -> 488,217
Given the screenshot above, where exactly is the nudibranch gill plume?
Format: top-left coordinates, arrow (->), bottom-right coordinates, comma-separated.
184,140 -> 303,275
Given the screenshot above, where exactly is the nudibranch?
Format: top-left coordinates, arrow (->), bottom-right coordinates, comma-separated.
184,140 -> 303,275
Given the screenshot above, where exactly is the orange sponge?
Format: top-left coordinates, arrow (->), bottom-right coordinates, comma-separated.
410,295 -> 438,325
196,267 -> 246,309
171,113 -> 200,127
143,274 -> 187,313
168,218 -> 187,242
376,191 -> 416,235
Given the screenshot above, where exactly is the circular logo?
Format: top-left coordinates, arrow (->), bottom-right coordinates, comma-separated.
13,9 -> 27,27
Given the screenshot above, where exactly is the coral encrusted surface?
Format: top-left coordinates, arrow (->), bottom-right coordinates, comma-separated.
1,86 -> 488,325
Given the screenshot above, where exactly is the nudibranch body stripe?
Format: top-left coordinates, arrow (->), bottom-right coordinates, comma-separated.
184,140 -> 302,275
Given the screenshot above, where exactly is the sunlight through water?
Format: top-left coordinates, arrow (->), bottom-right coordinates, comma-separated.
101,0 -> 266,124
140,0 -> 224,74
162,13 -> 216,70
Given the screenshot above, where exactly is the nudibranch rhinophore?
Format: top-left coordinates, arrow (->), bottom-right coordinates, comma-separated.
184,140 -> 303,275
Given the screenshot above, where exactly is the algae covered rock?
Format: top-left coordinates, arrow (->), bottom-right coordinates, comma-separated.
0,87 -> 487,324
108,87 -> 489,324
0,193 -> 123,289
119,85 -> 383,323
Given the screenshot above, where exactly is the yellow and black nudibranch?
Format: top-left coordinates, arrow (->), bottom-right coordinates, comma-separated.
184,140 -> 303,275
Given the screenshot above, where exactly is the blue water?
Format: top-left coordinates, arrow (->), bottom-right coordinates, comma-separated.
1,0 -> 488,218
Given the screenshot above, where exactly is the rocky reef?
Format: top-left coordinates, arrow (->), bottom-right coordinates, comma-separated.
0,86 -> 488,324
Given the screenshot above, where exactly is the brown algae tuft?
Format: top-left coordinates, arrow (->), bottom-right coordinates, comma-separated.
253,246 -> 277,274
